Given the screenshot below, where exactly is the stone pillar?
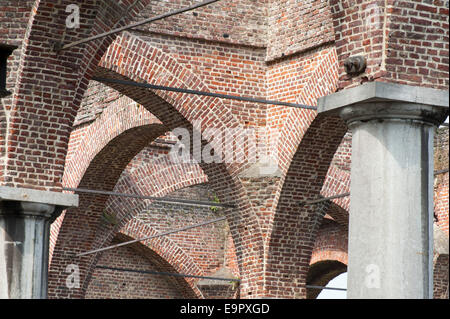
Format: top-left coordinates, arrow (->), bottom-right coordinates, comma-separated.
0,187 -> 78,299
318,82 -> 449,299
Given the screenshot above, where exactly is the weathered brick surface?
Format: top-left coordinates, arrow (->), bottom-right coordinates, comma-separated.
266,115 -> 348,298
267,0 -> 335,61
383,0 -> 449,89
433,254 -> 449,299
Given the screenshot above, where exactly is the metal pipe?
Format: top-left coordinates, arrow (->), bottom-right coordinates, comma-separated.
299,192 -> 350,206
93,77 -> 317,110
305,285 -> 347,292
95,265 -> 240,282
63,187 -> 235,209
55,0 -> 221,51
76,216 -> 227,257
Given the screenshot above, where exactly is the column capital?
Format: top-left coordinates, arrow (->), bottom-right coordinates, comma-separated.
0,186 -> 78,221
318,82 -> 449,126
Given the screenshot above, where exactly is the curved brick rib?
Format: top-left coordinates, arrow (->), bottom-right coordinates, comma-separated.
97,33 -> 265,177
267,114 -> 347,298
48,123 -> 167,298
310,219 -> 348,267
261,47 -> 340,238
49,98 -> 164,264
269,47 -> 339,179
95,34 -> 265,297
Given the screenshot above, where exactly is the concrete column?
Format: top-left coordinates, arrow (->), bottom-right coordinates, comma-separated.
318,82 -> 449,299
0,187 -> 78,299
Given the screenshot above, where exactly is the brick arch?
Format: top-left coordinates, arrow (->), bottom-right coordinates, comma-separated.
267,114 -> 347,298
265,47 -> 348,297
81,151 -> 236,299
261,47 -> 340,237
306,260 -> 347,299
307,219 -> 348,299
2,0 -> 153,191
97,32 -> 260,174
48,121 -> 167,298
77,150 -> 238,298
274,47 -> 339,177
49,98 -> 165,262
63,97 -> 165,190
113,152 -> 208,201
95,33 -> 265,297
80,153 -> 209,297
310,219 -> 348,267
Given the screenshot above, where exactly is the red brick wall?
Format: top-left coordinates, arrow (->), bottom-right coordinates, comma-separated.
311,218 -> 348,266
435,173 -> 449,235
2,0 -> 448,190
267,0 -> 335,61
0,0 -> 36,184
135,34 -> 268,127
49,95 -> 240,298
307,218 -> 348,299
329,0 -> 449,90
132,0 -> 267,48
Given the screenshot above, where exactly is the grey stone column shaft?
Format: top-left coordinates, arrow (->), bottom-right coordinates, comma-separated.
318,82 -> 449,299
0,187 -> 78,299
348,115 -> 434,298
0,201 -> 54,298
